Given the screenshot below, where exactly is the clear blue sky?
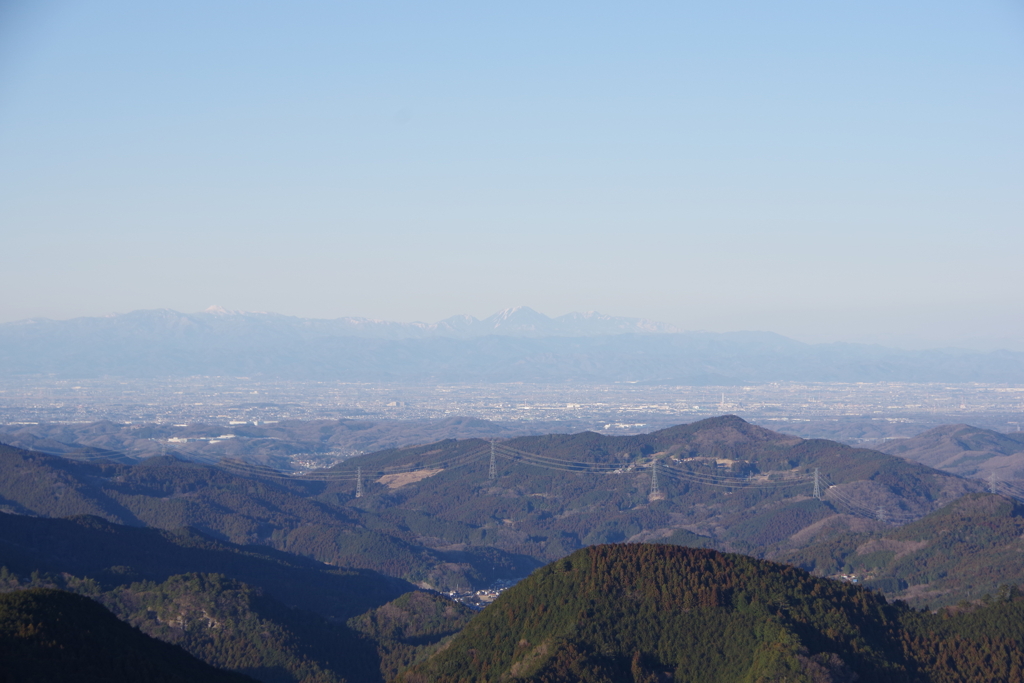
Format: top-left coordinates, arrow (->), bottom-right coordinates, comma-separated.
1,1 -> 1022,348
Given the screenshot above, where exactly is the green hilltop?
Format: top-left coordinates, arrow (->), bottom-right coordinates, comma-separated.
400,544 -> 1024,683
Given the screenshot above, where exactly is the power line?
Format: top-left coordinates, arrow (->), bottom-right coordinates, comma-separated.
658,463 -> 811,488
990,479 -> 1024,503
495,444 -> 814,488
216,446 -> 491,482
26,438 -> 927,528
822,485 -> 916,524
493,445 -> 623,471
657,467 -> 812,489
659,460 -> 811,484
822,485 -> 880,517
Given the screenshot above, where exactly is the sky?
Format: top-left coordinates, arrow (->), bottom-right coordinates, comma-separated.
1,1 -> 1022,349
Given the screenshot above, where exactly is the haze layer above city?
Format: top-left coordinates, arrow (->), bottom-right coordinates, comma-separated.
2,306 -> 1022,458
1,2 -> 1022,456
1,1 -> 1023,351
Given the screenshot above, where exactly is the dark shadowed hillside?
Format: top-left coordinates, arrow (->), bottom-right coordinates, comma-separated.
0,588 -> 255,683
0,514 -> 472,683
0,442 -> 539,590
0,512 -> 410,621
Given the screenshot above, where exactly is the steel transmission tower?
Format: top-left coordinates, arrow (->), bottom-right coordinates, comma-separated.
813,468 -> 821,500
650,459 -> 660,496
876,506 -> 887,523
989,472 -> 999,494
489,442 -> 497,480
356,467 -> 363,498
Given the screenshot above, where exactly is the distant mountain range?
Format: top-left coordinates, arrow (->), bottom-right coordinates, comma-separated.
3,306 -> 1024,383
4,305 -> 679,341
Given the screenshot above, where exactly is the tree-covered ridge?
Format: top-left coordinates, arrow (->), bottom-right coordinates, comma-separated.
400,544 -> 1024,683
322,417 -> 975,561
869,423 -> 1024,479
897,589 -> 1024,683
774,493 -> 1024,607
0,415 -> 987,597
0,588 -> 255,683
349,590 -> 476,681
1,564 -> 469,683
100,573 -> 372,683
0,441 -> 537,590
0,512 -> 409,621
0,511 -> 479,683
399,544 -> 907,682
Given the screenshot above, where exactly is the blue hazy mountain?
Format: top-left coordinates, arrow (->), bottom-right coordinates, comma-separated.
2,306 -> 1023,383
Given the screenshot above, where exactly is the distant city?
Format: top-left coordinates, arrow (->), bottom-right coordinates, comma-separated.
2,376 -> 1021,445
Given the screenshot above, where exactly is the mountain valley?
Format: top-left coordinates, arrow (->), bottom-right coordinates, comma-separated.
0,417 -> 987,593
3,416 -> 1024,681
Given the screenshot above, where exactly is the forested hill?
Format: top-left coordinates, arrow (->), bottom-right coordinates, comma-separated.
401,544 -> 1024,683
0,512 -> 410,620
869,423 -> 1024,481
0,588 -> 255,683
0,416 -> 987,598
0,514 -> 474,683
774,492 -> 1024,607
317,416 -> 980,566
0,440 -> 540,590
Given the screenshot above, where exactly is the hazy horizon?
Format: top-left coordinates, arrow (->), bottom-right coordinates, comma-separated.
2,2 -> 1022,349
3,303 -> 1023,352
